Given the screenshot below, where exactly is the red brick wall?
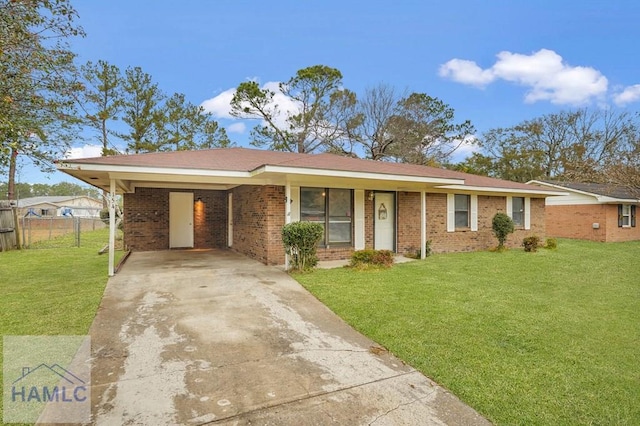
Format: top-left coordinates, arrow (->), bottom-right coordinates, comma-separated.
193,190 -> 227,248
123,187 -> 169,250
546,203 -> 640,242
124,186 -> 551,263
266,187 -> 286,264
230,185 -> 286,265
316,246 -> 354,261
427,194 -> 546,253
123,187 -> 226,251
397,192 -> 421,255
604,204 -> 639,242
545,204 -> 607,242
365,194 -> 374,249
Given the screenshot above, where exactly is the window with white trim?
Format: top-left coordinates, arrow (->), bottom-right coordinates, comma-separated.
620,204 -> 631,227
512,197 -> 525,227
454,194 -> 470,228
300,187 -> 353,245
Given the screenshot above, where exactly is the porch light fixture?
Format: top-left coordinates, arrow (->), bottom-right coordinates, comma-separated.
196,197 -> 203,203
368,191 -> 375,201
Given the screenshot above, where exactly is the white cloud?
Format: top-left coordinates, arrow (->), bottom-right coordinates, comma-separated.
200,81 -> 302,129
259,81 -> 302,128
440,49 -> 608,106
614,84 -> 640,106
64,144 -> 102,159
450,134 -> 479,162
226,122 -> 246,134
200,88 -> 236,119
438,59 -> 495,87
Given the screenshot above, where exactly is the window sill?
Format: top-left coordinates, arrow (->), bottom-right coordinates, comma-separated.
318,243 -> 353,249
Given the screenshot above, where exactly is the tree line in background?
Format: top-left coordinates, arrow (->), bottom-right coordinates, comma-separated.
81,61 -> 231,156
0,0 -> 231,200
0,181 -> 100,200
1,0 -> 639,201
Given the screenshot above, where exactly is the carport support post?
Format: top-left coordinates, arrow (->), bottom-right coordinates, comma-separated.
420,190 -> 426,260
284,182 -> 291,270
108,179 -> 116,276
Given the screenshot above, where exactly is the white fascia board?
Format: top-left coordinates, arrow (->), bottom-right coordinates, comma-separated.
130,181 -> 238,191
527,180 -> 600,197
57,162 -> 252,179
598,197 -> 640,203
256,165 -> 464,185
527,180 -> 639,203
436,184 -> 567,197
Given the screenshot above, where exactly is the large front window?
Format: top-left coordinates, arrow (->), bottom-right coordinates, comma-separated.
301,187 -> 352,245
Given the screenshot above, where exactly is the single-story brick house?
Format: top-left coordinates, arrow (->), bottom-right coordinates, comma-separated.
528,180 -> 639,242
57,148 -> 563,275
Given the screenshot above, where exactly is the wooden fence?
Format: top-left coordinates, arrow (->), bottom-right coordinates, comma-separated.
0,200 -> 18,251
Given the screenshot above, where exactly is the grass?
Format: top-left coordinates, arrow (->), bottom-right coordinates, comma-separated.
0,228 -> 122,421
295,239 -> 640,425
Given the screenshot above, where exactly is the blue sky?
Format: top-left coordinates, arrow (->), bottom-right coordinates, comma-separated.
17,0 -> 640,184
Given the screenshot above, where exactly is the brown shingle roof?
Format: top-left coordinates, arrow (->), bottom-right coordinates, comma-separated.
60,147 -> 543,192
539,181 -> 639,200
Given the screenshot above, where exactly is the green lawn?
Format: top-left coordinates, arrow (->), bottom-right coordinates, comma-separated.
0,228 -> 122,421
295,239 -> 640,425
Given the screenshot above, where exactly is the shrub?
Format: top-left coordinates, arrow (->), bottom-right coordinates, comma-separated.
545,238 -> 558,250
282,221 -> 324,272
414,240 -> 432,259
492,213 -> 515,249
100,209 -> 109,222
350,249 -> 394,268
523,235 -> 541,252
99,209 -> 123,230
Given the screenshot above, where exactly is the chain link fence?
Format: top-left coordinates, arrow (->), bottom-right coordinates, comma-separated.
20,216 -> 107,248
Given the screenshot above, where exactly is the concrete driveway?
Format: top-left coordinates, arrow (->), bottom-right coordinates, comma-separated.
88,249 -> 490,425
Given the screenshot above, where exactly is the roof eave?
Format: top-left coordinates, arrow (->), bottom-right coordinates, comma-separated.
56,162 -> 253,178
527,180 -> 639,202
436,184 -> 567,197
597,196 -> 640,203
258,165 -> 464,185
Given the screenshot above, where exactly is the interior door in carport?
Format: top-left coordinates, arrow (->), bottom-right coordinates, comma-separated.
169,192 -> 194,248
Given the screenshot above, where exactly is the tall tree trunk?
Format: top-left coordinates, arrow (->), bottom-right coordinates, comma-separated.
101,118 -> 108,209
7,148 -> 18,201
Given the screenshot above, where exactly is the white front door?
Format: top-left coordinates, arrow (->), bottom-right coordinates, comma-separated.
169,192 -> 194,248
374,192 -> 395,251
227,192 -> 233,247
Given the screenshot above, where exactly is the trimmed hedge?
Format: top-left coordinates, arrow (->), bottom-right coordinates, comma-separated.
350,249 -> 394,268
492,213 -> 514,249
545,238 -> 558,250
523,235 -> 541,252
282,221 -> 324,272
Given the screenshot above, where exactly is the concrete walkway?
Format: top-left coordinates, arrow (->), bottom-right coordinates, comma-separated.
87,249 -> 490,425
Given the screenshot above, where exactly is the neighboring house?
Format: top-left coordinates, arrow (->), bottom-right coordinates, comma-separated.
17,196 -> 103,218
56,148 -> 563,272
528,181 -> 639,242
